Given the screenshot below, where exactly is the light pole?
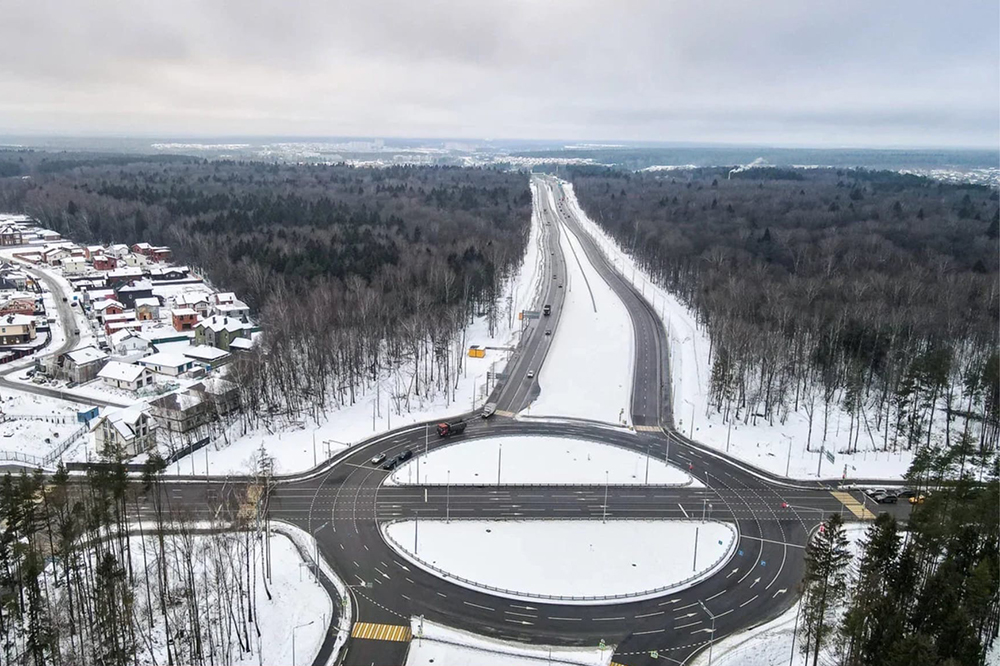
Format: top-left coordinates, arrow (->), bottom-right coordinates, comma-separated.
602,471 -> 609,523
644,442 -> 650,484
684,399 -> 695,439
292,620 -> 315,666
783,434 -> 793,477
697,601 -> 716,666
497,441 -> 503,486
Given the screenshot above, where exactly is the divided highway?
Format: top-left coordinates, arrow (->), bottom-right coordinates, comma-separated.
132,175 -> 908,666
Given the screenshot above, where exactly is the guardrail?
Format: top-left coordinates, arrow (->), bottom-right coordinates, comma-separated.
381,517 -> 738,603
0,450 -> 44,466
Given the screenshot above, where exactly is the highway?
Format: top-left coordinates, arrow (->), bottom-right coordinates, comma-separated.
48,175 -> 911,666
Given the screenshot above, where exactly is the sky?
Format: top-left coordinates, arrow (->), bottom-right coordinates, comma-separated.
1,0 -> 998,149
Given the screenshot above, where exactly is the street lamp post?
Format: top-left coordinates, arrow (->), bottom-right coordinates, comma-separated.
783,434 -> 793,477
497,442 -> 503,486
683,399 -> 695,439
697,601 -> 716,666
292,620 -> 315,666
602,471 -> 609,523
644,442 -> 650,484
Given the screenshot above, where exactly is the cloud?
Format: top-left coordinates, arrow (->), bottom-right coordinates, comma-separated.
0,0 -> 996,147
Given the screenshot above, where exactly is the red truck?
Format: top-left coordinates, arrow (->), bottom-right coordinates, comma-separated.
437,421 -> 467,437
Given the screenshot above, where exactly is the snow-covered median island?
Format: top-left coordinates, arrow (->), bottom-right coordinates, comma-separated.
385,434 -> 700,486
527,185 -> 634,425
407,618 -> 612,666
382,519 -> 736,603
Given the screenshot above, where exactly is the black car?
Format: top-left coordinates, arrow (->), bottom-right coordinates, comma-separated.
877,494 -> 898,504
895,489 -> 917,499
398,449 -> 413,462
382,458 -> 399,471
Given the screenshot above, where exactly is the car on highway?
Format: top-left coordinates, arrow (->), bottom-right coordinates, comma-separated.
398,449 -> 413,462
73,329 -> 80,335
370,453 -> 387,465
545,329 -> 552,336
553,274 -> 557,279
61,297 -> 67,302
526,370 -> 535,378
481,403 -> 497,418
382,458 -> 399,471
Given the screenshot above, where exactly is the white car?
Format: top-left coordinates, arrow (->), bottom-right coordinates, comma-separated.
370,453 -> 387,465
526,370 -> 535,379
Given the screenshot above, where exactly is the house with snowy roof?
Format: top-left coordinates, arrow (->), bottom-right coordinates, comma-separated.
94,404 -> 157,457
97,360 -> 154,392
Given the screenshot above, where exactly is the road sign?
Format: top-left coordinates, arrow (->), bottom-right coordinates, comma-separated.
825,449 -> 835,464
522,310 -> 541,319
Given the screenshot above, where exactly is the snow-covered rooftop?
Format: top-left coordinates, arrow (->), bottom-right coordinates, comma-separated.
65,346 -> 108,365
138,352 -> 192,369
98,360 -> 147,383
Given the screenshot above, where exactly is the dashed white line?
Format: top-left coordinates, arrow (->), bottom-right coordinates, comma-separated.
740,595 -> 759,608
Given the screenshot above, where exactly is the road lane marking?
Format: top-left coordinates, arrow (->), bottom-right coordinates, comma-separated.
464,601 -> 495,612
678,503 -> 689,518
675,620 -> 702,629
351,622 -> 412,642
634,611 -> 664,618
830,491 -> 875,520
740,595 -> 759,608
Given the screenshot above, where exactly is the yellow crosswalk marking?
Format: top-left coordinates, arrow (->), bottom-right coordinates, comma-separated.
830,491 -> 875,520
351,622 -> 412,642
495,409 -> 515,417
634,425 -> 662,432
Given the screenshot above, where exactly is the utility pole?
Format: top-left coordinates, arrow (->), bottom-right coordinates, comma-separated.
698,601 -> 716,666
644,442 -> 650,484
497,442 -> 503,486
693,526 -> 699,570
785,435 -> 793,477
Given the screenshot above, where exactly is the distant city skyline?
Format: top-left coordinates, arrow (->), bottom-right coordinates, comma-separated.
2,1 -> 997,149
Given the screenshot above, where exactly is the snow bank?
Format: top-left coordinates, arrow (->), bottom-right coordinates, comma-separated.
408,617 -> 611,666
382,519 -> 737,604
385,434 -> 699,486
558,179 -> 918,480
528,184 -> 634,425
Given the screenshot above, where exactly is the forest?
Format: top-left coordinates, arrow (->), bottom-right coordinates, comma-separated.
564,165 -> 999,462
0,150 -> 532,432
799,446 -> 997,666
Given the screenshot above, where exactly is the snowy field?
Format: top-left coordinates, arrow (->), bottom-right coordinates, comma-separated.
165,196 -> 546,477
528,185 -> 633,425
383,520 -> 736,603
558,179 -> 918,480
407,618 -> 611,666
385,434 -> 699,486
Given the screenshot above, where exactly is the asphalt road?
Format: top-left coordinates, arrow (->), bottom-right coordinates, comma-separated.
69,176 -> 913,666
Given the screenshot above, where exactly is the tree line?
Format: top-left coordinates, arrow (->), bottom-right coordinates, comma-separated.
0,451 -> 293,665
799,446 -> 998,665
0,150 -> 532,435
563,166 -> 998,459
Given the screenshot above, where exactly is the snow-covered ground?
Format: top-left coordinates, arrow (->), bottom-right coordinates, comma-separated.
527,185 -> 634,425
385,434 -> 699,486
408,618 -> 611,666
0,388 -> 82,457
167,191 -> 548,477
557,179 -> 920,480
383,520 -> 736,603
689,524 -> 866,666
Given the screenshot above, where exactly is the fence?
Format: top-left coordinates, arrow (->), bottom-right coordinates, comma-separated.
382,517 -> 738,603
0,422 -> 88,469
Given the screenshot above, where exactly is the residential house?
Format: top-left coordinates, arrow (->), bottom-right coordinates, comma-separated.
174,293 -> 211,318
92,299 -> 124,324
134,297 -> 160,321
83,245 -> 105,261
0,265 -> 29,290
105,268 -> 144,289
106,320 -> 144,336
180,345 -> 230,371
115,280 -> 154,309
171,308 -> 199,332
194,316 -> 252,352
213,299 -> 250,319
137,352 -> 195,377
190,377 -> 240,416
84,288 -> 116,306
213,292 -> 237,306
92,254 -> 117,271
0,314 -> 36,345
109,330 -> 151,357
61,257 -> 88,276
55,346 -> 108,383
150,247 -> 173,262
42,247 -> 71,266
131,242 -> 154,255
0,224 -> 24,246
149,390 -> 205,436
94,405 -> 156,457
119,253 -> 148,269
107,244 -> 130,258
229,336 -> 255,353
0,297 -> 37,317
38,230 -> 61,242
149,266 -> 189,281
97,360 -> 154,391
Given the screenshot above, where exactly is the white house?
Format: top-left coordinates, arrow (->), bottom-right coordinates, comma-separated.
110,330 -> 151,356
97,360 -> 154,391
212,299 -> 250,319
137,352 -> 196,377
61,256 -> 88,276
94,405 -> 157,457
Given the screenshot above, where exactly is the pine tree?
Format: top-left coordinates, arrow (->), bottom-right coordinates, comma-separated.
800,513 -> 852,666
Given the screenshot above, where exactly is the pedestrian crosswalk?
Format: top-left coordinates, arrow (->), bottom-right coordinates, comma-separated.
830,491 -> 875,520
350,622 -> 412,642
495,409 -> 515,417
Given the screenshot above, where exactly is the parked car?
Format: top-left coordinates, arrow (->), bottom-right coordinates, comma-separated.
66,381 -> 78,388
909,494 -> 926,505
876,493 -> 897,504
895,489 -> 917,499
370,453 -> 386,465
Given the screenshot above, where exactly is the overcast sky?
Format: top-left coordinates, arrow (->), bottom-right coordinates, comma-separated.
2,0 -> 997,148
